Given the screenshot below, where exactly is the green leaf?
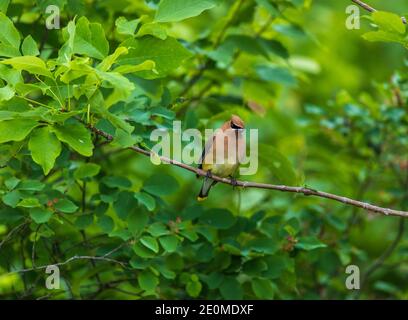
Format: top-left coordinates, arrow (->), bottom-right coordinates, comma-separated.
259,39 -> 289,59
0,119 -> 38,143
113,60 -> 156,74
29,207 -> 53,224
159,235 -> 179,253
138,270 -> 158,292
0,85 -> 14,101
111,128 -> 139,148
156,264 -> 176,280
117,36 -> 192,78
127,210 -> 148,236
256,65 -> 296,86
362,31 -> 406,45
371,11 -> 406,34
109,229 -> 132,241
199,209 -> 236,229
74,163 -> 101,180
102,176 -> 132,189
220,277 -> 243,300
17,180 -> 45,191
22,35 -> 40,56
57,20 -> 76,63
209,35 -> 269,66
143,174 -> 179,196
186,277 -> 202,298
150,107 -> 175,119
17,198 -> 41,208
252,278 -> 274,299
0,0 -> 10,14
140,236 -> 159,253
75,214 -> 94,229
35,0 -> 66,11
0,207 -> 23,223
0,12 -> 20,57
247,237 -> 280,255
295,236 -> 327,251
115,16 -> 140,35
2,191 -> 21,207
147,222 -> 169,237
72,16 -> 109,60
29,126 -> 62,175
263,255 -> 292,279
242,259 -> 268,276
134,192 -> 156,211
1,56 -> 53,78
0,64 -> 21,86
97,46 -> 128,72
114,191 -> 137,219
255,0 -> 279,16
97,108 -> 134,134
98,215 -> 114,233
136,23 -> 167,40
15,83 -> 50,97
259,144 -> 298,185
133,242 -> 155,258
54,199 -> 78,213
179,229 -> 198,242
5,177 -> 20,190
155,0 -> 219,22
53,123 -> 94,157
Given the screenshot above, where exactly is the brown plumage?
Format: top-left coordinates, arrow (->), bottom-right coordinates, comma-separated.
197,115 -> 246,201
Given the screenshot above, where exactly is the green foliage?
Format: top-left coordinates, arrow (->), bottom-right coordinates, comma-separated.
362,11 -> 407,47
155,0 -> 219,22
0,12 -> 20,57
29,126 -> 62,175
0,0 -> 407,301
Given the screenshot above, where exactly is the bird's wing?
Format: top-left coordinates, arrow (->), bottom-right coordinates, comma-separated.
198,135 -> 216,170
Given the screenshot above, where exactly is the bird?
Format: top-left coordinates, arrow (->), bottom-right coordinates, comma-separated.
197,115 -> 245,201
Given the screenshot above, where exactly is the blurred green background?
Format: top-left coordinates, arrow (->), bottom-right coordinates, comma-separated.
0,0 -> 407,299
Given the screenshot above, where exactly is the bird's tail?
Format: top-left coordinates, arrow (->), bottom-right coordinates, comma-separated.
197,177 -> 216,201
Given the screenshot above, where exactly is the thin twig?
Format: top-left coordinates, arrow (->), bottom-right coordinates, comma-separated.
0,221 -> 29,251
177,13 -> 275,116
102,242 -> 129,258
31,225 -> 42,269
351,0 -> 407,24
84,122 -> 408,218
351,0 -> 375,12
358,168 -> 408,291
179,0 -> 246,98
6,255 -> 128,275
106,287 -> 141,298
360,217 -> 405,290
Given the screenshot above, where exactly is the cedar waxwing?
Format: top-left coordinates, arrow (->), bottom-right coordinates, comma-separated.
197,115 -> 245,201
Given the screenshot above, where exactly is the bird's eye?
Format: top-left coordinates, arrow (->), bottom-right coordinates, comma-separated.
231,122 -> 241,130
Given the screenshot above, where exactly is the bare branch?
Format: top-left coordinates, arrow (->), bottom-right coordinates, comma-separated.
86,123 -> 408,218
361,217 -> 405,288
351,0 -> 375,12
31,225 -> 42,269
351,0 -> 407,24
6,255 -> 128,275
0,221 -> 29,252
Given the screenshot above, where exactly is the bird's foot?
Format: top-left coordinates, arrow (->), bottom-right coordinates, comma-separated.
206,170 -> 213,179
230,176 -> 239,189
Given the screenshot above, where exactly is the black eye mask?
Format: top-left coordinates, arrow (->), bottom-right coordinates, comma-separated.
231,122 -> 242,130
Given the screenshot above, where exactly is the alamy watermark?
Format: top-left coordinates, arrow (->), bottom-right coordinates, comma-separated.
149,121 -> 259,176
345,5 -> 361,30
345,265 -> 360,290
45,5 -> 60,30
45,265 -> 60,290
